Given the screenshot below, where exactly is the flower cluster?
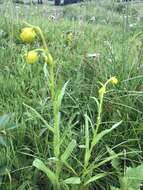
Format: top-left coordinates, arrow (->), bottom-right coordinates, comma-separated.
98,76 -> 118,96
20,26 -> 53,66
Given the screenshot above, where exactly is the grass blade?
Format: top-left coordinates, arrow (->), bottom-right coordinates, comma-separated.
23,103 -> 54,133
92,121 -> 122,146
61,139 -> 76,162
63,177 -> 81,185
84,173 -> 107,186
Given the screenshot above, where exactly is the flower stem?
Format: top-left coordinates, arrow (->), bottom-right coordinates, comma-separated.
25,22 -> 61,182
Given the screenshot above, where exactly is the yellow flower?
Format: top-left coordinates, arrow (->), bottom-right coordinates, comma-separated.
98,86 -> 106,96
110,77 -> 118,85
45,53 -> 54,65
26,50 -> 38,64
20,27 -> 36,43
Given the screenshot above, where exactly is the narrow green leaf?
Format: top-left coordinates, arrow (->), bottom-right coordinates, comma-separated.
23,103 -> 54,133
57,81 -> 69,109
91,97 -> 99,109
106,146 -> 121,172
63,177 -> 81,185
84,173 -> 107,186
85,153 -> 123,176
63,161 -> 78,176
92,121 -> 122,146
61,140 -> 76,162
84,114 -> 90,167
33,159 -> 57,186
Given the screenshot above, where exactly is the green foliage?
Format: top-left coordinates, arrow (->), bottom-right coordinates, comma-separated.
111,164 -> 143,190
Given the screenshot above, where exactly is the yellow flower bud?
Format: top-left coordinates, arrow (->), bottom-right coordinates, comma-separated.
110,77 -> 118,85
45,53 -> 54,65
98,86 -> 106,96
20,27 -> 36,43
26,50 -> 38,64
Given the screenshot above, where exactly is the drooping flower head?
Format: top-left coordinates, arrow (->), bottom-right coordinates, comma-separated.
26,50 -> 38,64
110,77 -> 118,85
20,27 -> 36,43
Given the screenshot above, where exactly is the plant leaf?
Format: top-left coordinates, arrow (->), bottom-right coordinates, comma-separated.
23,103 -> 54,133
61,140 -> 76,162
63,177 -> 81,185
106,146 -> 121,172
84,173 -> 107,186
84,114 -> 90,167
92,121 -> 122,146
120,163 -> 143,190
57,81 -> 69,109
33,159 -> 57,186
63,161 -> 77,176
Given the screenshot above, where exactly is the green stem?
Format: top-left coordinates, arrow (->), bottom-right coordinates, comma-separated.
83,92 -> 104,173
34,26 -> 49,52
26,23 -> 61,183
93,93 -> 104,137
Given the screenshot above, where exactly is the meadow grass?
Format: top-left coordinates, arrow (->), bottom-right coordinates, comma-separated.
1,0 -> 143,189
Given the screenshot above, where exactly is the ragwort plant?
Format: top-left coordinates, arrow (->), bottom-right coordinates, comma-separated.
19,22 -> 122,190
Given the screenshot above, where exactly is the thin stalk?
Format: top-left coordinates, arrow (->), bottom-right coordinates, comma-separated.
88,93 -> 104,164
34,26 -> 49,52
25,22 -> 61,184
82,92 -> 104,179
37,29 -> 61,179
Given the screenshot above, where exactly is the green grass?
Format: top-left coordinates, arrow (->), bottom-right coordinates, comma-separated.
1,0 -> 143,189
